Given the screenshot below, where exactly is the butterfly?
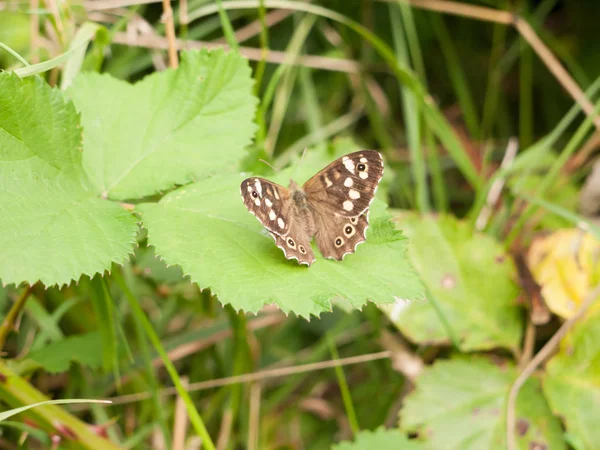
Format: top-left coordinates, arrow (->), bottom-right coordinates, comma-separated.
240,150 -> 384,266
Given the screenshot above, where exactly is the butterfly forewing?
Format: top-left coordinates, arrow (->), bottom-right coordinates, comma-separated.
240,177 -> 291,236
303,150 -> 383,217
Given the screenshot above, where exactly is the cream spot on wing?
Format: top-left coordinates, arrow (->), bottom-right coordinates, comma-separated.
359,171 -> 368,179
344,177 -> 353,187
273,189 -> 280,200
360,157 -> 367,163
269,210 -> 276,220
343,160 -> 355,173
325,176 -> 333,187
343,200 -> 353,211
342,156 -> 349,161
247,185 -> 253,192
254,198 -> 261,206
278,218 -> 285,229
265,198 -> 273,207
254,179 -> 263,197
349,189 -> 360,200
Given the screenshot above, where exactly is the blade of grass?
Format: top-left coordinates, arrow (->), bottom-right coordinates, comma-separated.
517,193 -> 600,239
327,335 -> 359,436
519,22 -> 533,148
391,4 -> 428,213
298,66 -> 325,151
112,269 -> 216,450
14,22 -> 99,78
112,274 -> 173,449
430,13 -> 481,139
215,0 -> 239,51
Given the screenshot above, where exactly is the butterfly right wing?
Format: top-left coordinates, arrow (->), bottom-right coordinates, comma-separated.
240,177 -> 292,236
269,227 -> 316,266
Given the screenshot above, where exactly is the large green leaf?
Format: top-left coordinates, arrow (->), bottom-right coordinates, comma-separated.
137,153 -> 423,318
400,357 -> 565,450
543,304 -> 600,450
0,73 -> 138,287
332,427 -> 423,450
68,49 -> 257,200
383,214 -> 523,352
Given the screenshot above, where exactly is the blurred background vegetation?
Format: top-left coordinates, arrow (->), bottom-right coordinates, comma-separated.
1,0 -> 600,449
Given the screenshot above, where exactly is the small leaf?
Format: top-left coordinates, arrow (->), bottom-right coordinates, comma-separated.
24,332 -> 104,373
527,229 -> 600,319
384,213 -> 523,352
332,427 -> 423,450
543,303 -> 600,449
0,73 -> 138,287
138,168 -> 423,318
68,49 -> 257,200
400,357 -> 566,450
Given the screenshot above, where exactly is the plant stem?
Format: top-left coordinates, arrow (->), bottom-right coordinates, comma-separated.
0,284 -> 35,351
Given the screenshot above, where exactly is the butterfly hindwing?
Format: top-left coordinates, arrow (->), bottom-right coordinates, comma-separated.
314,212 -> 369,260
303,150 -> 383,217
240,177 -> 291,236
269,225 -> 315,266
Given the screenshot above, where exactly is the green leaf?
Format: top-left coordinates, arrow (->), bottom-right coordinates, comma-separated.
24,332 -> 104,373
400,357 -> 566,450
384,213 -> 523,352
543,304 -> 600,450
0,73 -> 138,287
332,427 -> 423,450
68,49 -> 257,200
137,165 -> 423,318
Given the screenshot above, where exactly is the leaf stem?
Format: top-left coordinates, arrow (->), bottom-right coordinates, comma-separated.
0,284 -> 35,351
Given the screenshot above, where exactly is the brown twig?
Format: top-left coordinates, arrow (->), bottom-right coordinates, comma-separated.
72,350 -> 393,409
506,284 -> 600,450
215,8 -> 293,44
30,0 -> 39,64
0,284 -> 35,351
475,137 -> 518,231
172,377 -> 189,450
247,382 -> 262,450
160,0 -> 178,68
111,32 -> 361,73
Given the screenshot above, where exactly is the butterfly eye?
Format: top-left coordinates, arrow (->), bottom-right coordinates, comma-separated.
251,191 -> 258,198
357,163 -> 366,171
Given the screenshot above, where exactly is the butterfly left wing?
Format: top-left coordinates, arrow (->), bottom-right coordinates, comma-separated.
302,150 -> 383,217
240,177 -> 292,236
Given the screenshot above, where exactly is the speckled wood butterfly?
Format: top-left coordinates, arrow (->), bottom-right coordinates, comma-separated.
240,150 -> 384,266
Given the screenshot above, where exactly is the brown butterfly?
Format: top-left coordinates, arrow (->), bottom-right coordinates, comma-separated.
240,150 -> 384,266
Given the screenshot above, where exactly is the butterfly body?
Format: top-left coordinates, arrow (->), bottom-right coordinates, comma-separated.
240,150 -> 384,266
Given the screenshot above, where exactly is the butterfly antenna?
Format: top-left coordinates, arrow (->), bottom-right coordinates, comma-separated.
291,148 -> 308,182
258,159 -> 279,173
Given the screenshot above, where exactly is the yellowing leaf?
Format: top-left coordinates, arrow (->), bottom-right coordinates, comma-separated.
527,229 -> 600,318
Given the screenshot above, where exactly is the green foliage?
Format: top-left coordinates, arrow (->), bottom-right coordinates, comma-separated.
385,213 -> 523,352
543,304 -> 600,450
400,357 -> 566,450
0,73 -> 138,287
332,427 -> 423,450
22,332 -> 103,373
138,166 -> 424,318
68,49 -> 257,200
